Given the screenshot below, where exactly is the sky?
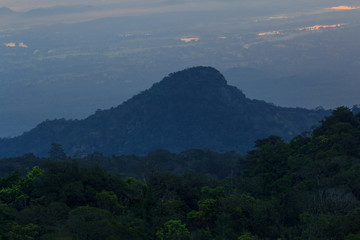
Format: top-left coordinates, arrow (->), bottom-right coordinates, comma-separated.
1,0 -> 359,28
2,0 -> 359,12
0,0 -> 359,27
0,0 -> 157,11
2,0 -> 223,12
1,0 -> 359,23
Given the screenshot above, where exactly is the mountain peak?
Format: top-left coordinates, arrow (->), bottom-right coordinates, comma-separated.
158,66 -> 227,88
145,66 -> 246,104
0,7 -> 16,15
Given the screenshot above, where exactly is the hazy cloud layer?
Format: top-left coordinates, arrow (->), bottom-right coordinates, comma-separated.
1,0 -> 359,28
3,0 -> 359,12
0,0 -> 167,11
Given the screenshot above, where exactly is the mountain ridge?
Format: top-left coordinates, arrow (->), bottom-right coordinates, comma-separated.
0,66 -> 329,157
24,5 -> 97,16
0,7 -> 17,15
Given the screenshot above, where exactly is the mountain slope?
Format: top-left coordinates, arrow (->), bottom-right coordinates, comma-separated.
24,5 -> 97,16
0,7 -> 16,15
0,66 -> 329,157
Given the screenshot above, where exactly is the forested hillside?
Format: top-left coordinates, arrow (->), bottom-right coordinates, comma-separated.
0,67 -> 329,157
1,107 -> 360,240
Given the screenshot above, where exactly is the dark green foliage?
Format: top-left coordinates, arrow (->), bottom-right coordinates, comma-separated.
0,153 -> 43,177
0,147 -> 241,180
0,107 -> 360,239
67,206 -> 117,240
156,220 -> 190,240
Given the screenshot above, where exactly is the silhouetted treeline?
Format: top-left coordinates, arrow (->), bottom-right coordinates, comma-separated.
0,148 -> 240,180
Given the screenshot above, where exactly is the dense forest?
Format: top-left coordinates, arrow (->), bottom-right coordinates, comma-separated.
1,106 -> 360,239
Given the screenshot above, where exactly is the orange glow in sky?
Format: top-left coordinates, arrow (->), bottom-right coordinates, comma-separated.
4,42 -> 29,47
266,16 -> 288,20
180,38 -> 200,43
4,42 -> 16,47
258,31 -> 280,36
19,42 -> 28,48
326,6 -> 360,10
298,24 -> 342,31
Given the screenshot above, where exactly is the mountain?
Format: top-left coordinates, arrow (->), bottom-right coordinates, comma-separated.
0,7 -> 16,15
24,5 -> 97,17
0,66 -> 329,157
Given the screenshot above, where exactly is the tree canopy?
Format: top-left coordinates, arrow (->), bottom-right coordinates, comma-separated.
1,107 -> 360,239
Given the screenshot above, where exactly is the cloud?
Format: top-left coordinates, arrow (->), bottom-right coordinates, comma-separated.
5,42 -> 16,47
180,38 -> 199,43
4,42 -> 29,48
298,24 -> 343,31
265,16 -> 288,21
326,6 -> 360,10
258,31 -> 280,36
19,42 -> 28,48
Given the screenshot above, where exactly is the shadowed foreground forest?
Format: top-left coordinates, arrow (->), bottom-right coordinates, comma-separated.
1,107 -> 360,240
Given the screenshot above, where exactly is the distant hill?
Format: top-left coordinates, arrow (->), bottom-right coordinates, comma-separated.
24,5 -> 97,16
0,7 -> 16,15
0,66 -> 329,157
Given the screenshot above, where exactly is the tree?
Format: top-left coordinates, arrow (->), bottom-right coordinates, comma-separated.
48,143 -> 66,160
346,233 -> 360,240
67,206 -> 117,240
156,220 -> 190,240
238,232 -> 258,240
96,190 -> 124,215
